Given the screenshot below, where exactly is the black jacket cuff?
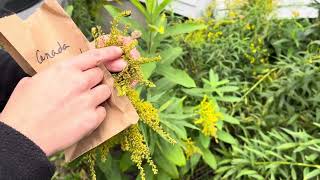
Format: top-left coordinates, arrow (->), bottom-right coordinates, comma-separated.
0,121 -> 55,179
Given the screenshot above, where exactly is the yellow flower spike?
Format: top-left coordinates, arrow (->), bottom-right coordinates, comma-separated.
127,89 -> 176,144
120,125 -> 158,179
184,138 -> 202,159
195,96 -> 222,139
87,151 -> 97,180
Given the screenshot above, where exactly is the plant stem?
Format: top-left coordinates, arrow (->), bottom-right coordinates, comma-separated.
232,68 -> 277,113
241,68 -> 277,101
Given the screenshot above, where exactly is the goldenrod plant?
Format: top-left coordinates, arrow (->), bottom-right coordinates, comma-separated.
84,11 -> 177,180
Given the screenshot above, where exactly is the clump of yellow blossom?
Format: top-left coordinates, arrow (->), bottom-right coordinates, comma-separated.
245,23 -> 255,31
86,151 -> 97,180
121,125 -> 158,178
127,89 -> 176,144
184,138 -> 202,159
244,37 -> 269,65
86,11 -> 175,180
195,96 -> 222,139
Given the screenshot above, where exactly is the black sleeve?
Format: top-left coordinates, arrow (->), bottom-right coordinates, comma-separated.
0,49 -> 28,111
0,121 -> 55,179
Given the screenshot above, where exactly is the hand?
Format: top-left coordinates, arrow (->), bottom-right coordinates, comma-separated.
0,47 -> 124,156
94,35 -> 141,86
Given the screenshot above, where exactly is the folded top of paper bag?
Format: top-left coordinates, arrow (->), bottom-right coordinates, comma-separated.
0,0 -> 139,161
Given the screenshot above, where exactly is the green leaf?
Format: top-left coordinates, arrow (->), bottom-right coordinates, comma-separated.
222,113 -> 240,125
216,86 -> 239,92
165,22 -> 207,37
216,96 -> 241,102
198,143 -> 217,170
304,169 -> 320,180
291,168 -> 297,180
130,0 -> 149,20
181,88 -> 207,97
156,169 -> 171,180
161,143 -> 186,167
119,152 -> 133,172
198,133 -> 211,148
159,99 -> 174,112
236,170 -> 259,178
153,77 -> 177,93
249,174 -> 264,180
162,121 -> 188,139
65,5 -> 74,16
154,154 -> 179,178
160,47 -> 183,65
217,130 -> 237,145
209,69 -> 218,82
145,0 -> 156,14
203,149 -> 217,170
190,154 -> 201,170
142,62 -> 157,79
175,120 -> 200,130
154,0 -> 172,17
97,155 -> 122,180
157,64 -> 196,88
276,143 -> 297,150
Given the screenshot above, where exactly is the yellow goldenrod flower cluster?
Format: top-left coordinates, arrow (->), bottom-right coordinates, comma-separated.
245,23 -> 255,31
244,37 -> 269,64
121,125 -> 158,178
127,89 -> 176,144
86,11 -> 175,180
208,31 -> 223,42
184,19 -> 208,46
195,96 -> 222,139
184,138 -> 202,159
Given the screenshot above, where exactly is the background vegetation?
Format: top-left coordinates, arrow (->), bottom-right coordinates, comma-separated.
53,0 -> 320,179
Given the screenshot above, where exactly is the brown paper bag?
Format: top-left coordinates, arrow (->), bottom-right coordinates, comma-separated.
0,0 -> 139,161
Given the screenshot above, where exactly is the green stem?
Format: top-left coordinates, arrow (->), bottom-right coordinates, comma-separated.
148,31 -> 152,54
233,68 -> 277,112
242,68 -> 276,101
255,161 -> 320,169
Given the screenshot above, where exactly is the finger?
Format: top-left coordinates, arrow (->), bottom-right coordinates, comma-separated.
89,84 -> 112,107
83,67 -> 104,89
122,37 -> 140,60
96,35 -> 110,48
122,36 -> 133,45
91,106 -> 107,131
89,41 -> 95,49
104,58 -> 127,72
130,48 -> 140,60
68,47 -> 123,71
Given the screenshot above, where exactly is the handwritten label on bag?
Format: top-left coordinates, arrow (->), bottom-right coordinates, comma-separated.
36,41 -> 70,64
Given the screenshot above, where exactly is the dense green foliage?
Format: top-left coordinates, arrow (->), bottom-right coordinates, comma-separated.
56,0 -> 320,179
178,1 -> 320,179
